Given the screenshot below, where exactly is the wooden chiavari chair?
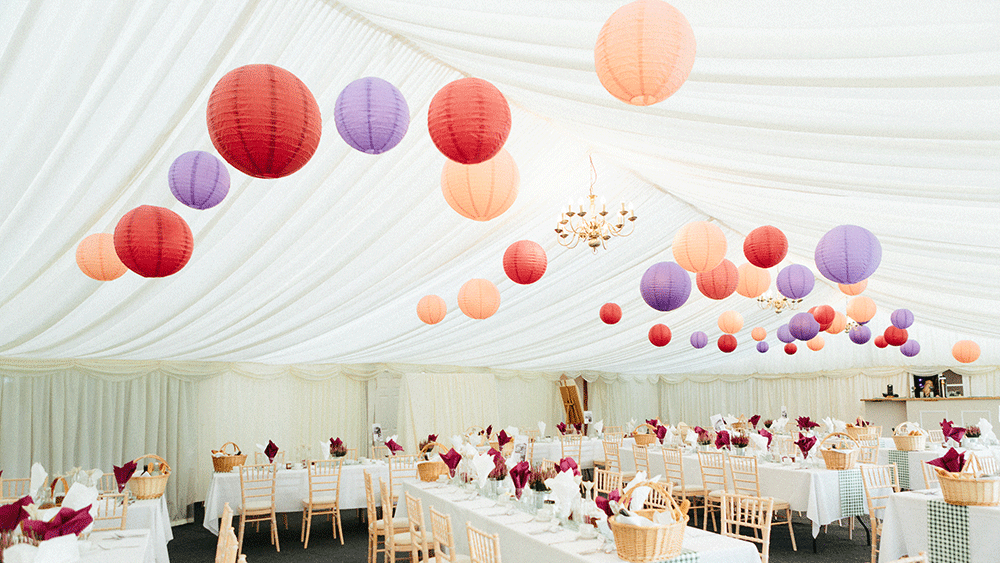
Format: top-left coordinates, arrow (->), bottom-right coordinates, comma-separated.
300,458 -> 344,548
721,493 -> 774,563
860,464 -> 900,563
466,523 -> 502,563
237,463 -> 279,556
728,454 -> 796,551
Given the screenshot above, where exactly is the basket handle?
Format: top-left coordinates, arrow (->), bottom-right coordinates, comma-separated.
820,432 -> 859,450
619,480 -> 684,520
218,442 -> 241,455
420,441 -> 446,455
633,423 -> 657,435
132,453 -> 171,475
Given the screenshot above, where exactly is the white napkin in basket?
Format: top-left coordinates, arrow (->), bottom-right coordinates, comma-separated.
30,463 -> 48,503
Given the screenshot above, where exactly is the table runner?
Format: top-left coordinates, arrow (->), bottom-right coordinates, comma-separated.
838,468 -> 865,518
927,500 -> 969,563
886,450 -> 911,490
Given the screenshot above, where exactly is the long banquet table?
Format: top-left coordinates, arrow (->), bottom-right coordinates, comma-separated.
202,461 -> 389,534
398,480 -> 762,563
878,490 -> 1000,563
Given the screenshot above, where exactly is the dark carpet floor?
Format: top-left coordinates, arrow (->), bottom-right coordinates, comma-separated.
170,503 -> 874,562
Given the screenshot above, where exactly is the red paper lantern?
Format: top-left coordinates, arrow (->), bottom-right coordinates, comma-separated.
207,64 -> 321,178
428,77 -> 511,165
696,259 -> 738,300
718,334 -> 737,353
441,149 -> 519,221
811,305 -> 835,331
784,342 -> 797,355
457,279 -> 501,320
648,324 -> 672,347
417,295 -> 447,325
673,221 -> 727,273
735,263 -> 770,298
743,226 -> 788,269
503,240 -> 546,285
884,326 -> 908,347
600,303 -> 623,324
952,340 -> 981,363
114,205 -> 193,278
874,335 -> 888,348
76,233 -> 128,281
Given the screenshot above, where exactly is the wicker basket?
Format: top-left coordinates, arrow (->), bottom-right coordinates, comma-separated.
608,481 -> 687,562
935,468 -> 1000,506
819,432 -> 859,470
211,442 -> 247,473
128,454 -> 171,500
892,434 -> 927,452
632,423 -> 658,446
417,441 -> 449,482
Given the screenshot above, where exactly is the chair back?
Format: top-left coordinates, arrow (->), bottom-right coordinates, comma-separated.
604,425 -> 623,435
429,507 -> 461,562
253,451 -> 285,465
373,444 -> 390,459
633,444 -> 650,474
920,461 -> 940,489
773,436 -> 797,458
661,448 -> 689,500
92,493 -> 128,531
97,473 -> 117,494
560,435 -> 583,463
856,438 -> 879,464
927,429 -> 945,443
697,450 -> 728,493
404,492 -> 428,561
641,480 -> 674,510
602,440 -> 622,472
728,455 -> 761,497
593,469 -> 623,498
239,463 -> 277,514
967,453 -> 999,476
522,429 -> 540,439
389,454 -> 419,499
307,459 -> 343,504
540,459 -> 557,472
363,470 -> 379,529
344,448 -> 359,461
860,464 -> 900,521
467,523 -> 502,563
215,502 -> 235,560
604,432 -> 626,444
721,493 -> 774,563
0,478 -> 30,501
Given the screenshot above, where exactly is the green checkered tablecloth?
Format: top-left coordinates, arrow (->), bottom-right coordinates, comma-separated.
927,499 -> 969,563
887,449 -> 911,489
838,468 -> 866,517
657,547 -> 699,563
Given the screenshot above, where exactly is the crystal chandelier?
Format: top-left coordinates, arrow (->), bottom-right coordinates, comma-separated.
757,291 -> 802,313
555,157 -> 636,252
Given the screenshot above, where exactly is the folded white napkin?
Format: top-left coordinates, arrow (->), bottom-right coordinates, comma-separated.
593,420 -> 604,435
256,443 -> 266,454
833,419 -> 847,432
978,418 -> 997,445
30,463 -> 48,502
771,417 -> 788,433
505,426 -> 519,438
37,534 -> 80,563
627,418 -> 637,433
537,421 -> 546,437
62,482 -> 99,535
451,435 -> 465,450
664,428 -> 675,445
724,414 -> 739,425
685,429 -> 696,445
320,442 -> 330,460
710,414 -> 724,431
748,433 -> 769,453
472,453 -> 495,489
545,469 -> 581,519
461,443 -> 479,459
596,515 -> 614,539
617,512 -> 655,527
823,417 -> 835,435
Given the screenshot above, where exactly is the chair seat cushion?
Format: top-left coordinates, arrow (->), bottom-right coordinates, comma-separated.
391,531 -> 415,546
374,517 -> 409,531
707,489 -> 725,499
241,499 -> 273,512
772,498 -> 791,511
301,494 -> 339,506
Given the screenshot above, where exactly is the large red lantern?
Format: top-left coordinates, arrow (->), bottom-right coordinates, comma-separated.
718,334 -> 737,353
600,303 -> 623,324
743,226 -> 788,269
648,324 -> 672,347
76,233 -> 128,281
114,206 -> 193,278
503,240 -> 546,285
207,64 -> 321,179
428,78 -> 511,165
696,259 -> 738,300
884,326 -> 908,347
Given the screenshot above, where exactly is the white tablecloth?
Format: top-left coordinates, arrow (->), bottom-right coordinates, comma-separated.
127,497 -> 172,563
82,529 -> 154,563
530,438 -> 604,469
202,462 -> 389,534
398,480 -> 761,563
879,491 -> 1000,563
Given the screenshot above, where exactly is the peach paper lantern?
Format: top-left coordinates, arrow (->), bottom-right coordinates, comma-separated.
672,221 -> 726,273
76,233 -> 128,281
428,77 -> 511,165
416,295 -> 447,325
839,279 -> 867,296
717,310 -> 744,335
825,312 -> 848,334
735,263 -> 770,298
952,340 -> 981,364
807,336 -> 825,351
441,149 -> 518,221
751,327 -> 767,342
458,279 -> 500,320
594,0 -> 696,106
846,296 -> 877,324
696,259 -> 739,300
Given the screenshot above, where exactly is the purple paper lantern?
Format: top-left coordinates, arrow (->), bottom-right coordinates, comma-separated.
776,324 -> 795,343
849,325 -> 872,344
890,308 -> 914,329
789,312 -> 820,341
901,339 -> 920,357
756,341 -> 769,353
168,151 -> 230,210
690,331 -> 708,349
814,225 -> 882,285
640,262 -> 691,312
776,264 -> 815,300
334,77 -> 409,154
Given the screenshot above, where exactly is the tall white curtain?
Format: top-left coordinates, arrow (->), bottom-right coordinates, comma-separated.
589,378 -> 662,427
397,372 -> 499,452
495,377 -> 562,434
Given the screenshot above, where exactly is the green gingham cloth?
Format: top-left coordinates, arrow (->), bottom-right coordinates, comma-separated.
887,449 -> 911,489
838,468 -> 866,517
657,547 -> 699,563
927,499 -> 969,563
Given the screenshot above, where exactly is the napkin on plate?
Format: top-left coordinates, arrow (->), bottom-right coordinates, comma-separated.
795,433 -> 817,458
928,447 -> 967,473
113,461 -> 137,493
759,429 -> 774,449
537,421 -> 546,437
796,416 -> 820,432
556,422 -> 567,435
451,435 -> 465,450
978,418 -> 997,445
61,483 -> 98,535
595,488 -> 620,516
3,534 -> 81,563
504,426 -> 519,439
22,505 -> 93,540
320,441 -> 330,460
497,430 -> 512,449
509,461 -> 530,496
558,457 -> 580,476
709,414 -> 724,431
684,428 -> 696,445
822,417 -> 836,435
771,417 -> 789,433
833,418 -> 847,432
663,427 -> 675,445
655,425 -> 667,444
941,419 -> 966,444
748,432 -> 769,453
627,418 -> 637,433
30,463 -> 48,502
440,448 -> 462,477
386,439 -> 404,454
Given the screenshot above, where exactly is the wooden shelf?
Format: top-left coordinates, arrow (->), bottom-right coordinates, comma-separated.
862,396 -> 1000,402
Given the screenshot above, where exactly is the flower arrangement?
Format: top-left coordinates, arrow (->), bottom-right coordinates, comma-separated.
418,434 -> 439,459
763,419 -> 773,429
528,465 -> 556,491
966,426 -> 981,438
694,426 -> 713,446
855,417 -> 871,428
487,459 -> 508,481
329,437 -> 347,457
731,434 -> 750,449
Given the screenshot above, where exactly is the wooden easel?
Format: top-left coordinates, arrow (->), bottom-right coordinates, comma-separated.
559,379 -> 584,425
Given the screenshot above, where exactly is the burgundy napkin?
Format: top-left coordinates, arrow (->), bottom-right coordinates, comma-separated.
646,418 -> 659,428
558,457 -> 580,476
556,422 -> 567,435
715,430 -> 731,450
928,447 -> 967,473
0,496 -> 32,533
330,437 -> 343,449
440,448 -> 461,477
21,505 -> 93,540
264,440 -> 279,463
497,430 -> 512,449
795,433 -> 817,458
488,448 -> 503,463
485,425 -> 493,438
114,460 -> 137,493
595,489 -> 621,517
510,461 -> 530,495
749,415 -> 761,428
573,423 -> 583,434
656,425 -> 667,444
386,439 -> 404,454
941,419 -> 966,443
759,429 -> 774,448
489,455 -> 507,480
694,426 -> 712,443
796,416 -> 820,431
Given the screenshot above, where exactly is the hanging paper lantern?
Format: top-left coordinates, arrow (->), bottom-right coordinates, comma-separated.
207,64 -> 321,178
114,205 -> 193,278
839,279 -> 867,296
811,305 -> 835,331
776,324 -> 795,344
457,279 -> 501,319
334,77 -> 409,154
849,325 -> 871,345
717,310 -> 744,335
690,331 -> 708,349
672,222 -> 726,273
600,303 -> 623,325
784,342 -> 797,355
76,233 -> 128,281
416,295 -> 447,325
648,324 -> 672,347
846,296 -> 877,324
428,77 -> 511,164
441,149 -> 519,221
503,240 -> 546,284
807,336 -> 825,351
825,311 -> 847,334
735,263 -> 770,298
952,340 -> 980,363
696,259 -> 738,300
900,340 -> 920,357
751,327 -> 767,342
890,309 -> 914,330
743,225 -> 788,269
883,326 -> 908,347
718,334 -> 737,353
789,312 -> 820,341
874,335 -> 888,348
756,341 -> 769,353
776,264 -> 815,300
640,262 -> 691,312
168,151 -> 230,210
814,225 -> 882,285
594,0 -> 696,106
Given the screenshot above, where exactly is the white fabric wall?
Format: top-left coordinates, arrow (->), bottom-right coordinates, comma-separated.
397,372 -> 499,452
